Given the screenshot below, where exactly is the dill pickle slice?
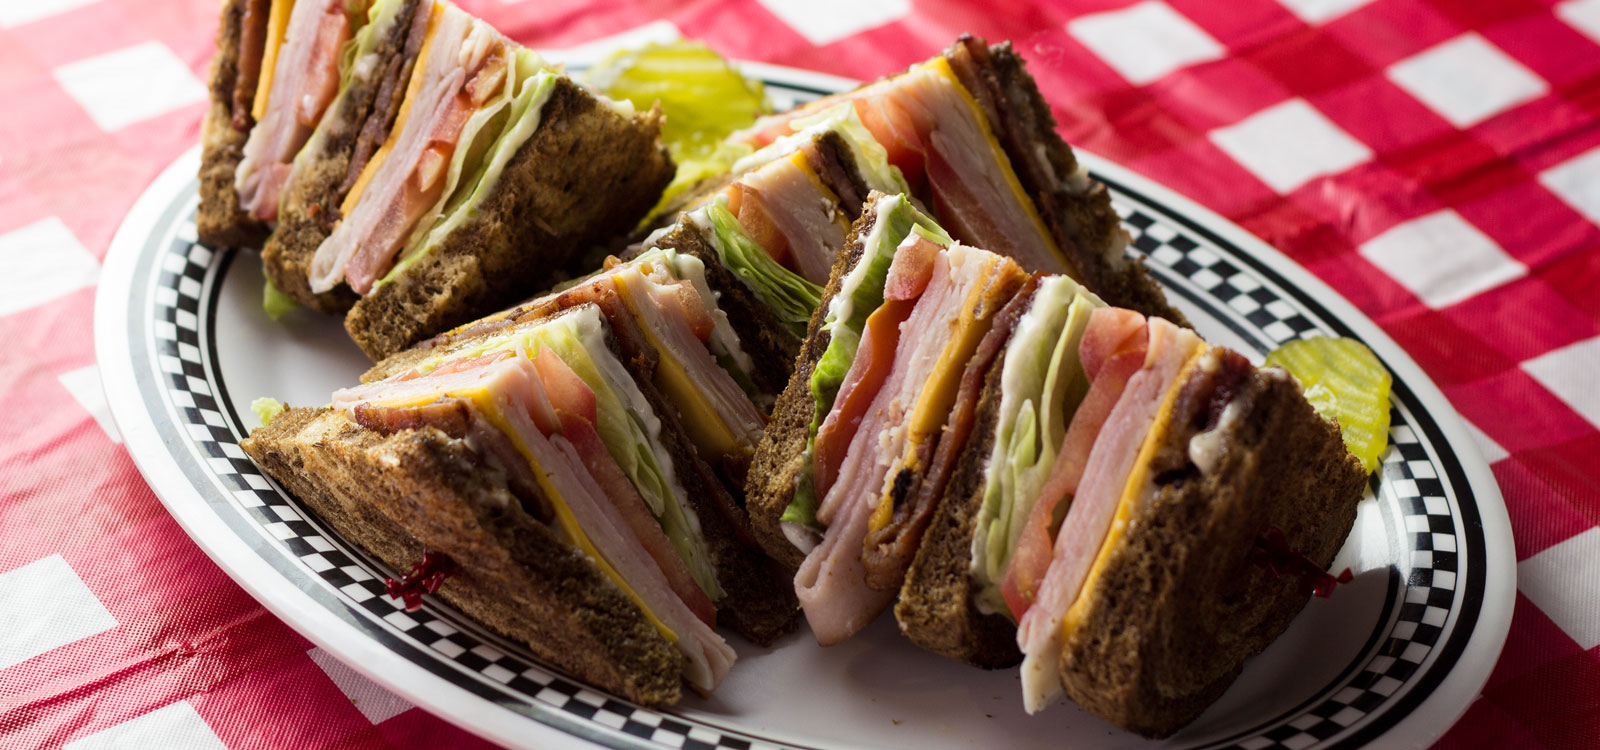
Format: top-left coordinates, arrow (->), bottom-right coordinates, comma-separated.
1265,337 -> 1392,474
584,41 -> 769,213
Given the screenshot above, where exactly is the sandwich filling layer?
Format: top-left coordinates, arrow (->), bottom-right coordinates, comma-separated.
724,152 -> 849,286
688,189 -> 824,336
332,306 -> 736,690
683,108 -> 912,334
236,0 -> 359,221
730,57 -> 1069,277
992,306 -> 1146,620
792,197 -> 1026,645
1015,317 -> 1203,712
282,0 -> 427,211
965,276 -> 1099,615
309,1 -> 556,295
781,194 -> 950,543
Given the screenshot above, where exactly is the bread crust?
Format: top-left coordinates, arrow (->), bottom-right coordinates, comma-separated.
241,406 -> 684,705
197,0 -> 271,249
894,345 -> 1023,668
345,78 -> 673,360
1057,369 -> 1366,737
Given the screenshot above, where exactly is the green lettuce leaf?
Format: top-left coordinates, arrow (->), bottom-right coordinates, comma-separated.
968,279 -> 1097,617
263,278 -> 298,320
252,397 -> 286,426
694,200 -> 822,336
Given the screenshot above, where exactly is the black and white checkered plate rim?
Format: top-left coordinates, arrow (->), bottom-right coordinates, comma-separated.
105,71 -> 1509,750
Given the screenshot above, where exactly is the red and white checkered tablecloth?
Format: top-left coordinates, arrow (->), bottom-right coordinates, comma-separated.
1,0 -> 1596,747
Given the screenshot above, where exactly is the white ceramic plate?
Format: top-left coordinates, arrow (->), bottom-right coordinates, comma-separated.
95,64 -> 1513,750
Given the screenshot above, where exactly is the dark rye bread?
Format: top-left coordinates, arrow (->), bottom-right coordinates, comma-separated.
1057,367 -> 1366,737
343,77 -> 673,360
261,0 -> 423,314
197,0 -> 270,249
742,207 -> 879,571
947,37 -> 1184,326
894,345 -> 1022,669
240,406 -> 684,705
360,303 -> 799,643
649,221 -> 798,400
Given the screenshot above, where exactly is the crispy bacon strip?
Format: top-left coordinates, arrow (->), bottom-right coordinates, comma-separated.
231,0 -> 272,131
860,276 -> 1037,588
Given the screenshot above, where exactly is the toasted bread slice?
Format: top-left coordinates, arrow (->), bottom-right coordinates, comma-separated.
359,293 -> 798,643
1056,358 -> 1365,737
197,0 -> 271,249
240,406 -> 685,705
894,324 -> 1025,669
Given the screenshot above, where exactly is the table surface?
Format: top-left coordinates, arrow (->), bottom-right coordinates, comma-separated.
2,0 -> 1597,748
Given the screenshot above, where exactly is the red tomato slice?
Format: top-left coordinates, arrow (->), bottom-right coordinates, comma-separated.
883,234 -> 942,301
555,410 -> 717,628
1000,308 -> 1149,620
813,296 -> 917,500
852,98 -> 928,196
530,347 -> 598,426
731,184 -> 791,267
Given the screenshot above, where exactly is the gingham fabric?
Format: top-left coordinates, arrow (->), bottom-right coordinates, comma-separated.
0,0 -> 1594,748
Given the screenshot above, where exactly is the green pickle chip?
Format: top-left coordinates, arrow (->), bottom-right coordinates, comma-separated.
584,41 -> 770,216
1265,337 -> 1392,474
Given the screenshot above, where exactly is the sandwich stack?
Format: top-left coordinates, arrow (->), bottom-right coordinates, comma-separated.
199,0 -> 674,359
230,16 -> 1373,739
745,193 -> 1367,736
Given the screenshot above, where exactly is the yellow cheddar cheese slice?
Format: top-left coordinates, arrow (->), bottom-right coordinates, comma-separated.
251,0 -> 297,121
340,0 -> 443,217
1060,347 -> 1209,635
611,274 -> 744,463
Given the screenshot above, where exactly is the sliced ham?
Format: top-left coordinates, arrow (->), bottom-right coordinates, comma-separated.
1015,317 -> 1202,713
337,352 -> 734,690
798,244 -> 1020,643
728,61 -> 1063,275
1000,307 -> 1147,619
861,276 -> 1038,587
236,0 -> 351,221
309,8 -> 506,294
734,154 -> 848,285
